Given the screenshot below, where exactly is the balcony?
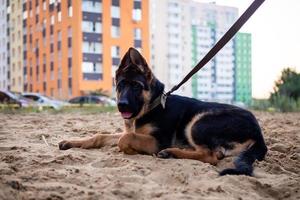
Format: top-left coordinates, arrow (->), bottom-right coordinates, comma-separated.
83,73 -> 102,81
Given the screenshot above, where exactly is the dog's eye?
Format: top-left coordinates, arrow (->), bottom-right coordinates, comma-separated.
132,82 -> 142,90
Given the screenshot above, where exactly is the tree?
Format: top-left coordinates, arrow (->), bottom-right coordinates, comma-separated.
270,68 -> 300,101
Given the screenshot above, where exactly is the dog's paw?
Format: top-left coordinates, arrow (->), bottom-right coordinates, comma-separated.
58,140 -> 72,150
157,150 -> 175,159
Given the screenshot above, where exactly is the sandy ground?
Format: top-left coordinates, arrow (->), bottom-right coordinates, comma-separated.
0,111 -> 299,200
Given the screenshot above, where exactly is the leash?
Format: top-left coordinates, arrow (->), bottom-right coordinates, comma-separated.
148,0 -> 265,111
165,0 -> 265,97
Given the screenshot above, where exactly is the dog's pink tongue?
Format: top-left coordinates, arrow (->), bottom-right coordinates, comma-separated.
121,112 -> 133,119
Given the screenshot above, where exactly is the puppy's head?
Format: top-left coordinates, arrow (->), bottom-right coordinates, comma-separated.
115,47 -> 162,119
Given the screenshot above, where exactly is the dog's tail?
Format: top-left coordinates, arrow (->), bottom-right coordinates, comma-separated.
219,140 -> 267,176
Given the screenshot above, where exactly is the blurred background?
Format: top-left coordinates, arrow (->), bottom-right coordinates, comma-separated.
0,0 -> 299,111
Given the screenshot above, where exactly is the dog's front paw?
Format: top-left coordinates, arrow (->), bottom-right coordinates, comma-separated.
157,149 -> 175,159
58,140 -> 72,150
118,134 -> 138,155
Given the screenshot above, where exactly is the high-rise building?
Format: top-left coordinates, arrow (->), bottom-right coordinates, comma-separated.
150,0 -> 192,96
190,2 -> 238,103
0,0 -> 8,90
9,0 -> 24,93
150,0 -> 252,104
22,0 -> 149,99
234,32 -> 252,104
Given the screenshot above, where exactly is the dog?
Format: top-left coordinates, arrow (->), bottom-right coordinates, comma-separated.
59,47 -> 267,176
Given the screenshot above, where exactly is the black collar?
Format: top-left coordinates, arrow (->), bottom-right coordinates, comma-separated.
147,93 -> 167,112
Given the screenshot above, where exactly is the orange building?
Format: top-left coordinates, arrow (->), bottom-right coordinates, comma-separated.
24,0 -> 149,99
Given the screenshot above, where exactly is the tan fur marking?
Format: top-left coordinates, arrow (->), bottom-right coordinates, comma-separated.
185,113 -> 207,150
118,133 -> 158,155
136,124 -> 156,135
135,90 -> 151,119
161,147 -> 220,165
60,133 -> 124,149
124,119 -> 135,133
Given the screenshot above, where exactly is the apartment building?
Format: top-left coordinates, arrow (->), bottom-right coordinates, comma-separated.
23,0 -> 149,99
150,0 -> 252,104
9,0 -> 24,92
234,32 -> 252,104
0,0 -> 8,90
190,2 -> 238,103
150,0 -> 192,96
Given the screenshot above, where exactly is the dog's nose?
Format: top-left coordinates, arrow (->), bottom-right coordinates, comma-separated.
118,99 -> 129,108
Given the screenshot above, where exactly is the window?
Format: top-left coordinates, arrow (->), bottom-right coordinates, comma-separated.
111,46 -> 120,58
68,27 -> 72,56
111,6 -> 120,18
51,15 -> 55,25
111,26 -> 120,38
43,0 -> 46,10
43,54 -> 46,72
134,28 -> 141,40
57,31 -> 61,48
133,0 -> 142,21
82,62 -> 102,73
68,38 -> 72,47
58,11 -> 61,22
82,21 -> 102,33
82,42 -> 102,54
68,27 -> 72,37
82,0 -> 102,12
68,0 -> 72,17
57,31 -> 61,41
68,58 -> 72,77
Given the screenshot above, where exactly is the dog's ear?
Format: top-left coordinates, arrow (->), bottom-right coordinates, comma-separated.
118,49 -> 131,69
128,47 -> 147,67
119,48 -> 149,72
117,47 -> 152,81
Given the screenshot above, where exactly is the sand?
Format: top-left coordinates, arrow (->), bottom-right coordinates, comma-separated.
0,111 -> 299,200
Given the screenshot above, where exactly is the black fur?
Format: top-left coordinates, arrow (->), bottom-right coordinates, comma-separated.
116,48 -> 268,176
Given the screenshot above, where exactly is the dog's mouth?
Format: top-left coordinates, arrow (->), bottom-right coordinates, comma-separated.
120,112 -> 133,119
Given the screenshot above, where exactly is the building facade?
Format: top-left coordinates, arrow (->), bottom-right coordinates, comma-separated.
234,32 -> 252,104
0,0 -> 8,90
150,0 -> 252,104
190,2 -> 238,103
9,0 -> 24,93
150,0 -> 192,96
22,0 -> 149,99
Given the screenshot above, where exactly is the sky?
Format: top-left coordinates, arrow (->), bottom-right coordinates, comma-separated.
197,0 -> 300,98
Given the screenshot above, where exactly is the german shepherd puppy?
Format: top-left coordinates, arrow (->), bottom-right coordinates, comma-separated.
59,47 -> 267,176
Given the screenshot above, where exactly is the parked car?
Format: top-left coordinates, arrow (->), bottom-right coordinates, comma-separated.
0,90 -> 36,108
69,95 -> 116,106
22,93 -> 68,110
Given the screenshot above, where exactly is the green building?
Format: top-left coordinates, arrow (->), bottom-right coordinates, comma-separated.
234,33 -> 252,105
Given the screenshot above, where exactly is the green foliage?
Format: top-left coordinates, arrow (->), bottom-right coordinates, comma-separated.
270,68 -> 300,101
269,68 -> 300,112
250,99 -> 272,111
251,68 -> 300,112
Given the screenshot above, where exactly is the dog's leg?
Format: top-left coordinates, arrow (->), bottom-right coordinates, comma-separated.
157,147 -> 222,165
118,133 -> 158,155
59,133 -> 124,150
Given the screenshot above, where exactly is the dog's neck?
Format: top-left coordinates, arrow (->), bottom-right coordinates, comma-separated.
149,77 -> 165,104
124,119 -> 135,133
123,78 -> 165,133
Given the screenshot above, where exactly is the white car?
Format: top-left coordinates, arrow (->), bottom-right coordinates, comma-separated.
22,93 -> 68,110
